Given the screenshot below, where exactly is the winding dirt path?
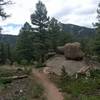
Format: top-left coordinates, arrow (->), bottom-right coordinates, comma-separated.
32,69 -> 64,100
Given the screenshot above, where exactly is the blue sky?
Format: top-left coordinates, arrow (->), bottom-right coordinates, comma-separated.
0,0 -> 99,35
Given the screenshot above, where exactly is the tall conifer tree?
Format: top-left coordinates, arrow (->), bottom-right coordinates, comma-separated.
30,1 -> 49,62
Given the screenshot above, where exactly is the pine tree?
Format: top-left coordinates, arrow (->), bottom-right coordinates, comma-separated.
5,43 -> 12,62
16,22 -> 34,64
48,17 -> 72,51
0,0 -> 11,19
96,3 -> 100,34
48,17 -> 62,51
94,2 -> 100,61
0,0 -> 11,39
30,1 -> 49,62
0,42 -> 6,64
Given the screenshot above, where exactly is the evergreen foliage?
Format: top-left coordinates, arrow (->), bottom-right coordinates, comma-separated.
15,1 -> 73,64
0,43 -> 13,64
0,42 -> 5,64
16,22 -> 34,64
48,17 -> 62,50
93,3 -> 100,61
30,1 -> 49,63
0,0 -> 11,19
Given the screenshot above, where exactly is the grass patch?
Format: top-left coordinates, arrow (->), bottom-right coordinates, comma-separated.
79,95 -> 100,100
0,68 -> 16,89
0,68 -> 17,77
31,83 -> 44,98
0,66 -> 45,100
51,69 -> 100,100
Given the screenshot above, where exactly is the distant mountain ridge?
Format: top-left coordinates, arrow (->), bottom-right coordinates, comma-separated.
0,24 -> 96,46
62,24 -> 96,39
0,34 -> 17,47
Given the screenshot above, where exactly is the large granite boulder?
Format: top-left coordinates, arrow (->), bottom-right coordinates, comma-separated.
64,42 -> 84,60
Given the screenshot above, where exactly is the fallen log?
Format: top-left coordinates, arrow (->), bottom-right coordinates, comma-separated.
0,75 -> 28,80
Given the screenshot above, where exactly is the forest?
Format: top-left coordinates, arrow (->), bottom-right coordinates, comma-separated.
0,1 -> 99,66
0,0 -> 100,100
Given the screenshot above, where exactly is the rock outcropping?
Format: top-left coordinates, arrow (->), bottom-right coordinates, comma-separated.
64,42 -> 84,60
57,42 -> 84,60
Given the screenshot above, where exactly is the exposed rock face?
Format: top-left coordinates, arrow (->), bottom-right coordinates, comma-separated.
64,42 -> 84,60
45,55 -> 86,75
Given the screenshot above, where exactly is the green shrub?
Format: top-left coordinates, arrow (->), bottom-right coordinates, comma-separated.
79,95 -> 100,100
13,96 -> 27,100
31,83 -> 44,98
23,66 -> 32,75
57,69 -> 100,99
60,66 -> 71,83
0,78 -> 12,84
90,69 -> 100,78
35,62 -> 45,68
0,69 -> 16,77
20,59 -> 28,65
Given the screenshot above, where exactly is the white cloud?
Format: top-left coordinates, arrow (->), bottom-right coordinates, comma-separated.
0,0 -> 99,35
1,24 -> 22,35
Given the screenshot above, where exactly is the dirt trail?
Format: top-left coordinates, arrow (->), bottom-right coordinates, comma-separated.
32,69 -> 64,100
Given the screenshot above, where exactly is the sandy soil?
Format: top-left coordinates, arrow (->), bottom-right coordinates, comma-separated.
32,69 -> 64,100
